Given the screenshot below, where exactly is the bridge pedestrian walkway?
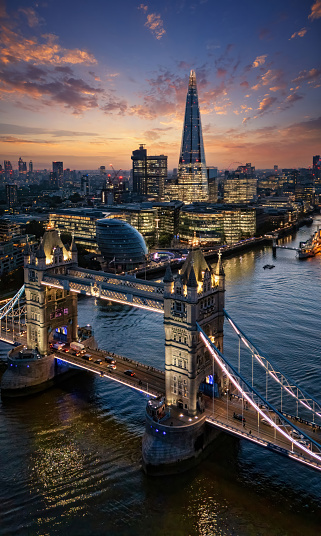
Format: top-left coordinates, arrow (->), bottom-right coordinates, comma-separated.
204,396 -> 321,472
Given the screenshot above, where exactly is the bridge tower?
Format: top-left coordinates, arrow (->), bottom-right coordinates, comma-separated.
163,248 -> 225,416
24,228 -> 78,355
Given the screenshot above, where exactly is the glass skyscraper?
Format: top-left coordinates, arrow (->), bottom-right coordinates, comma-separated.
177,70 -> 209,203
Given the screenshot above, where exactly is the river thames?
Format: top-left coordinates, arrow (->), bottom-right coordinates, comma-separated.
0,217 -> 321,536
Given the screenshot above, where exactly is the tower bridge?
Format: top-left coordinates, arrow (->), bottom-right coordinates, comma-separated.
1,226 -> 321,475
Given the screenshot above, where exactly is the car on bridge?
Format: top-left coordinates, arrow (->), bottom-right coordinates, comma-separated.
233,412 -> 246,423
261,418 -> 273,426
107,364 -> 116,370
290,429 -> 304,440
124,370 -> 135,377
95,359 -> 102,364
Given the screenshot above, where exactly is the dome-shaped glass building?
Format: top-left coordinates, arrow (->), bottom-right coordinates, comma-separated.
96,218 -> 148,271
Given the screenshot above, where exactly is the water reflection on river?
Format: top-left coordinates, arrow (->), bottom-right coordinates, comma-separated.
0,217 -> 320,535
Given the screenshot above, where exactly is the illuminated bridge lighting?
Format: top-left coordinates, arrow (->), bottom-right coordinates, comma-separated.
198,327 -> 321,463
53,356 -> 159,398
224,309 -> 321,420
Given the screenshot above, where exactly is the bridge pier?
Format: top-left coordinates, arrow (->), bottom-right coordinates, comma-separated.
142,411 -> 220,475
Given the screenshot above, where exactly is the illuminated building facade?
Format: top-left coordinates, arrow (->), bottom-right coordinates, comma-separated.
177,70 -> 208,203
131,145 -> 167,200
49,209 -> 104,251
96,218 -> 147,272
6,184 -> 18,208
179,205 -> 256,245
223,163 -> 257,204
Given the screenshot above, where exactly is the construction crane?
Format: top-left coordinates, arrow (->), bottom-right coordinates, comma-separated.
226,161 -> 243,171
109,164 -> 122,181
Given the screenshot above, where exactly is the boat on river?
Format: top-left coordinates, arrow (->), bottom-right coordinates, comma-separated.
298,226 -> 321,259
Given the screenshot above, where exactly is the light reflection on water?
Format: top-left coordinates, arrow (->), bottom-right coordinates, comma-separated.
0,217 -> 320,535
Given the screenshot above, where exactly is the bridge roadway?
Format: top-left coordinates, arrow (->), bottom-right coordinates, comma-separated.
54,348 -> 165,398
54,351 -> 321,470
203,395 -> 321,471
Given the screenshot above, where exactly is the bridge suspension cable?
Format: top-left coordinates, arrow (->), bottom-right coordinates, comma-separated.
0,285 -> 25,321
196,322 -> 321,464
223,309 -> 321,421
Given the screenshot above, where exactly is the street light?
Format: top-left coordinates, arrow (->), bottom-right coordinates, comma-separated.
226,388 -> 229,422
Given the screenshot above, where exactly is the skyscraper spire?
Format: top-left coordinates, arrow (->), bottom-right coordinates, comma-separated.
177,70 -> 209,203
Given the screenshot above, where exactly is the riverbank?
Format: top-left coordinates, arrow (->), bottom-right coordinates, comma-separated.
131,214 -> 315,280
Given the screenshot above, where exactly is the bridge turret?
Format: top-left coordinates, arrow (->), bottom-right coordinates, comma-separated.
70,233 -> 78,264
163,263 -> 174,294
35,238 -> 46,270
164,248 -> 225,416
24,226 -> 78,355
214,250 -> 225,291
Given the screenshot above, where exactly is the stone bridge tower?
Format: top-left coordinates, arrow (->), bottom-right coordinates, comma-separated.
163,248 -> 225,416
24,228 -> 78,355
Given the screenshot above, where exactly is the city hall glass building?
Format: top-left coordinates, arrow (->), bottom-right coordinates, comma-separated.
177,70 -> 209,203
96,218 -> 148,272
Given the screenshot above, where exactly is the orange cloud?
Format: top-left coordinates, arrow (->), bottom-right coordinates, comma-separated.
145,13 -> 166,40
0,27 -> 97,65
0,136 -> 56,144
293,67 -> 321,85
289,27 -> 307,39
257,95 -> 277,113
252,55 -> 267,68
308,0 -> 321,20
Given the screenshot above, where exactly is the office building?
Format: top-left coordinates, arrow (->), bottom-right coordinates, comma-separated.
207,167 -> 218,203
224,163 -> 257,204
4,160 -> 13,180
177,70 -> 208,203
131,145 -> 167,200
49,209 -> 104,251
52,161 -> 63,187
179,204 -> 256,245
6,184 -> 18,208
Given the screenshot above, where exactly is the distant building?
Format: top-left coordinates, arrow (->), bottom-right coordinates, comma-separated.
4,160 -> 13,180
49,209 -> 104,251
177,70 -> 208,203
131,145 -> 167,200
179,204 -> 257,245
29,160 -> 33,174
0,218 -> 20,241
207,167 -> 218,203
52,161 -> 63,187
49,172 -> 59,189
18,157 -> 27,177
81,175 -> 90,196
223,163 -> 257,204
6,184 -> 18,208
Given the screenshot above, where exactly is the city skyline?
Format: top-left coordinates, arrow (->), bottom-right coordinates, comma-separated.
0,0 -> 321,170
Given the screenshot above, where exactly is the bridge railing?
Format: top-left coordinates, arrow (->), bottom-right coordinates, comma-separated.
196,322 -> 321,461
67,268 -> 164,295
0,285 -> 25,320
223,309 -> 321,423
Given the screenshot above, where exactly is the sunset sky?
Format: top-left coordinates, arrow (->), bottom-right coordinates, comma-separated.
1,0 -> 321,171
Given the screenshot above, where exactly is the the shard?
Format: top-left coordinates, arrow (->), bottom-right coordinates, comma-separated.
177,70 -> 209,203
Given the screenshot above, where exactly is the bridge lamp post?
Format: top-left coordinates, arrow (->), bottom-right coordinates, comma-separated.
226,388 -> 229,422
212,357 -> 215,417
